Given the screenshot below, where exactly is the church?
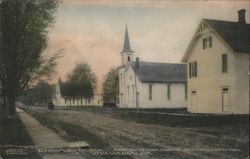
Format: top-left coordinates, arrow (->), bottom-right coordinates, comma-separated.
117,26 -> 187,109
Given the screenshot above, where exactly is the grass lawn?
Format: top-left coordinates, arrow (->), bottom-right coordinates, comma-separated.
30,111 -> 110,149
0,110 -> 42,159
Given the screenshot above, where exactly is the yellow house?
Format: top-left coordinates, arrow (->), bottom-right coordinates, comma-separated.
182,9 -> 250,114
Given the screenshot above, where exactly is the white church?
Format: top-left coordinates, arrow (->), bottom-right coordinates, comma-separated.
117,26 -> 187,109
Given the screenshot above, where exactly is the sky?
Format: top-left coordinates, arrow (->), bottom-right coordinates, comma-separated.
44,0 -> 250,93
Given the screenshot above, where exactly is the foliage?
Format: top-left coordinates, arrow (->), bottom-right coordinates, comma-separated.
21,80 -> 55,106
102,67 -> 119,103
60,63 -> 97,105
0,0 -> 59,115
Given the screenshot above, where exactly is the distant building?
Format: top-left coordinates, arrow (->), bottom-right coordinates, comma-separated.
117,26 -> 187,109
52,82 -> 103,107
182,9 -> 250,114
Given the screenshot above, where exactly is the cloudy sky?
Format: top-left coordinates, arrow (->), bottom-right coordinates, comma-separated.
44,0 -> 249,92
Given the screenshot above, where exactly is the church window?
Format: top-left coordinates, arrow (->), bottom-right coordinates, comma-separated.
167,84 -> 171,100
120,74 -> 122,86
128,56 -> 130,62
132,85 -> 134,103
149,84 -> 153,100
127,86 -> 130,102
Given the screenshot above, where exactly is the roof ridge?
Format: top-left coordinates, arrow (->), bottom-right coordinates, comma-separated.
132,61 -> 186,65
203,18 -> 250,25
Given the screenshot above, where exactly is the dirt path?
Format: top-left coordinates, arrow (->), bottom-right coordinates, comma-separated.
45,110 -> 248,159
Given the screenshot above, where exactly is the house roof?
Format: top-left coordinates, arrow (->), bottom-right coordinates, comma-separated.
203,19 -> 250,54
131,62 -> 187,83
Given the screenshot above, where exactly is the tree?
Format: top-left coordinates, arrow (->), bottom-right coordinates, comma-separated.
0,0 -> 59,115
20,80 -> 54,106
102,67 -> 119,104
60,63 -> 97,106
32,80 -> 55,105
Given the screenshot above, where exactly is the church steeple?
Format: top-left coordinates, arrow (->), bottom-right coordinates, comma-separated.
121,25 -> 134,53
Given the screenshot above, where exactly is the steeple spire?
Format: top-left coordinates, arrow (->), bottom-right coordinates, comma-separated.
121,24 -> 134,53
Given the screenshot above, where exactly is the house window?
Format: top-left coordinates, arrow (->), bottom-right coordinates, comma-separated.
167,84 -> 171,100
203,36 -> 212,49
222,54 -> 228,73
149,84 -> 153,100
189,61 -> 198,78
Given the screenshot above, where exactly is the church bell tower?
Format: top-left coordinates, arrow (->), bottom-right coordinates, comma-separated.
121,25 -> 134,66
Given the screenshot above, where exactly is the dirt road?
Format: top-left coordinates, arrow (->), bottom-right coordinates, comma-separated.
29,108 -> 249,159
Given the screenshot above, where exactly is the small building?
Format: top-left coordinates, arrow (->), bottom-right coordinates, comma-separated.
117,26 -> 187,109
182,9 -> 250,114
52,82 -> 103,107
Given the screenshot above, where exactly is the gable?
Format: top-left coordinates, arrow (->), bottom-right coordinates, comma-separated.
195,22 -> 209,34
204,19 -> 250,54
182,19 -> 250,62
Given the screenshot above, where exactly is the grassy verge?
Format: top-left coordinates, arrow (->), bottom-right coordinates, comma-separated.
30,112 -> 110,149
0,110 -> 41,159
62,106 -> 250,127
111,111 -> 250,127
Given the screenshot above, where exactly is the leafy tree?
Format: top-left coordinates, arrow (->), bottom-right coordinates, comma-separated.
102,67 -> 119,104
0,0 -> 59,115
60,63 -> 97,106
20,80 -> 54,106
32,80 -> 54,105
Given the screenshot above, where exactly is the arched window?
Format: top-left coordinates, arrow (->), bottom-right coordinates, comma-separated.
128,56 -> 130,62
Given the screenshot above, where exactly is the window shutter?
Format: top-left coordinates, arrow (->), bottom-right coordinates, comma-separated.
189,63 -> 192,78
222,54 -> 228,73
192,62 -> 195,77
194,61 -> 197,77
209,36 -> 212,47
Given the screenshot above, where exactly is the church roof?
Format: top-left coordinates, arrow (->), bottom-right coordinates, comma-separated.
203,19 -> 250,53
131,62 -> 187,83
121,25 -> 134,53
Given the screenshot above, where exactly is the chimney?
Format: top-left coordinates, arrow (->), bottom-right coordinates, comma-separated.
238,9 -> 246,24
135,57 -> 140,70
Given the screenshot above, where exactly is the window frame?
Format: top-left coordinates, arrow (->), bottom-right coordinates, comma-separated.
222,54 -> 228,73
149,84 -> 153,100
202,36 -> 212,49
167,84 -> 171,100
